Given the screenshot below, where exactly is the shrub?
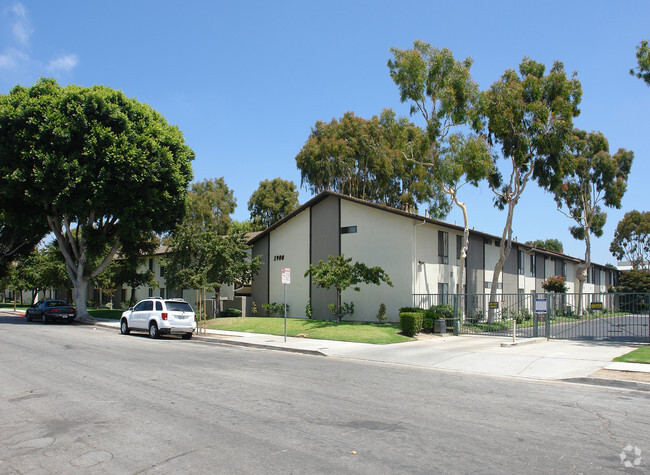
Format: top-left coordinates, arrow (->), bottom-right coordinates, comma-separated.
305,299 -> 312,319
221,308 -> 242,317
399,306 -> 425,314
376,303 -> 387,324
328,301 -> 354,321
422,316 -> 434,331
400,312 -> 423,337
251,301 -> 258,316
262,302 -> 290,316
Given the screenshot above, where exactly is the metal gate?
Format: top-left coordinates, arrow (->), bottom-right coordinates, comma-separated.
413,292 -> 649,343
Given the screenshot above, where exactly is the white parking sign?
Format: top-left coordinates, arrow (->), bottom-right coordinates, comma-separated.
281,267 -> 291,284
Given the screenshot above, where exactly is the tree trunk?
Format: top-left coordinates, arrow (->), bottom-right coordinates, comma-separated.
575,232 -> 591,317
453,194 -> 469,320
72,275 -> 93,322
489,200 -> 515,323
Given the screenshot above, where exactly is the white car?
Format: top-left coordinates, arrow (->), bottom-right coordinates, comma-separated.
120,297 -> 196,339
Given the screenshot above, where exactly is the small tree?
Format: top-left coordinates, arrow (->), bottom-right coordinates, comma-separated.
304,254 -> 392,322
541,275 -> 568,293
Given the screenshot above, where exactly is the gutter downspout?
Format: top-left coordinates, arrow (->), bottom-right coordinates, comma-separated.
413,219 -> 426,303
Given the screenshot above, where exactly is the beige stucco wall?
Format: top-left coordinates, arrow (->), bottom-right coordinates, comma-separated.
267,208 -> 310,318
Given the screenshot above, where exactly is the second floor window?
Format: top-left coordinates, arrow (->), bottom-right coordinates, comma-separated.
530,255 -> 536,277
438,231 -> 449,264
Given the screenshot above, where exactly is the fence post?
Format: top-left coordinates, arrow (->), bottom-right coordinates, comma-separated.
545,292 -> 551,339
533,292 -> 538,338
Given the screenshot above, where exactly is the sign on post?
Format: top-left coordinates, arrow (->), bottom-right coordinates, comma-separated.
535,298 -> 547,314
281,268 -> 290,342
281,267 -> 291,285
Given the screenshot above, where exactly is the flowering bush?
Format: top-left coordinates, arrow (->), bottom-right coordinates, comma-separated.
542,275 -> 567,293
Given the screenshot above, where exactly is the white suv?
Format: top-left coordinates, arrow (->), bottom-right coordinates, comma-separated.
120,297 -> 196,339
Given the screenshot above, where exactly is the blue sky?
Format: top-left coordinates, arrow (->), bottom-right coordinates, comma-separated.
1,1 -> 648,266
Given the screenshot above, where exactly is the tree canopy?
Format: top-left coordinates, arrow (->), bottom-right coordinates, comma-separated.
296,109 -> 438,213
163,177 -> 261,308
185,177 -> 236,235
248,178 -> 299,229
526,239 -> 564,254
610,210 -> 649,270
0,78 -> 194,319
553,129 -> 632,312
630,40 -> 650,86
388,41 -> 493,296
482,58 -> 582,316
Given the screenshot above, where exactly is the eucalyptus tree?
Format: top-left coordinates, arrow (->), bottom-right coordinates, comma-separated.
483,58 -> 582,319
295,109 -> 434,212
631,40 -> 650,86
610,210 -> 649,271
388,41 -> 493,295
0,78 -> 194,320
554,130 -> 633,313
248,178 -> 299,229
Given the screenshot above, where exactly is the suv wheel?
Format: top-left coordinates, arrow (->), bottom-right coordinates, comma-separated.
120,319 -> 130,335
181,333 -> 193,340
148,321 -> 160,339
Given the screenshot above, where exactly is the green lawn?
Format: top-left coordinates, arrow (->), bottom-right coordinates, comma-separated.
206,317 -> 413,344
613,346 -> 650,364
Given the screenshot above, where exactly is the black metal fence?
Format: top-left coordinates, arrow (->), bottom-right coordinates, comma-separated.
412,292 -> 649,342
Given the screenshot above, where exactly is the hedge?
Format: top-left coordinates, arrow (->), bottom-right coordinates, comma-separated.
400,312 -> 423,337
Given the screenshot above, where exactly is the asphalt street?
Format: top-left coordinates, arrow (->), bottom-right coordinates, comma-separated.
1,314 -> 648,473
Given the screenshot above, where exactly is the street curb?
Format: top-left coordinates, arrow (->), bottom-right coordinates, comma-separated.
500,337 -> 547,347
191,335 -> 327,356
90,322 -> 327,357
561,377 -> 650,392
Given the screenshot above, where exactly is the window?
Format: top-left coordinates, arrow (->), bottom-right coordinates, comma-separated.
562,262 -> 567,277
340,226 -> 357,234
121,289 -> 126,302
160,265 -> 165,277
530,255 -> 536,277
160,288 -> 165,299
148,288 -> 154,297
438,283 -> 449,304
517,250 -> 525,275
149,258 -> 154,272
456,235 -> 462,265
438,231 -> 449,264
155,301 -> 163,311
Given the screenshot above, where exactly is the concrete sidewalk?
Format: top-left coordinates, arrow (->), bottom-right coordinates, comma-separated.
92,318 -> 650,391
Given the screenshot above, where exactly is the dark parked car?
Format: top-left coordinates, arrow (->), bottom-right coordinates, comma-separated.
26,300 -> 77,323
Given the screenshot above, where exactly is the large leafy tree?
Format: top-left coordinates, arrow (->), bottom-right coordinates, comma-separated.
0,78 -> 194,320
0,211 -> 47,279
554,130 -> 633,312
296,109 -> 435,213
163,178 -> 261,309
388,41 -> 493,295
610,210 -> 649,270
482,58 -> 582,318
248,178 -> 299,229
630,40 -> 650,86
185,177 -> 236,235
304,254 -> 392,322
